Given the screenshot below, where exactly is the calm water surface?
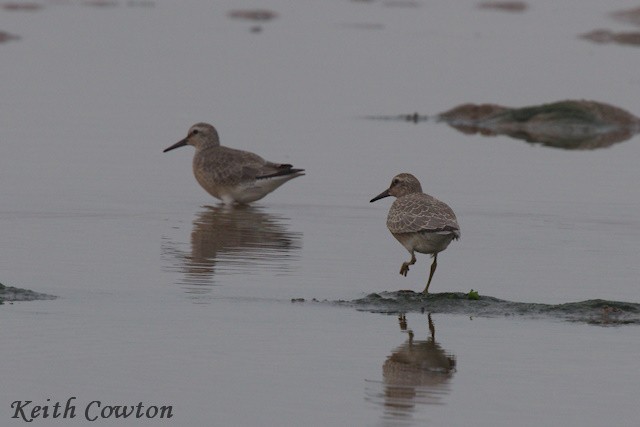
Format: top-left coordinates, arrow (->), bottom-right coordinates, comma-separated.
1,1 -> 639,426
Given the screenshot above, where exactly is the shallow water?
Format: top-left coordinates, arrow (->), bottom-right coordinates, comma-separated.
1,1 -> 640,426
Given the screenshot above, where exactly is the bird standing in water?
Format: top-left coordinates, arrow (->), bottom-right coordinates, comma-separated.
164,123 -> 304,204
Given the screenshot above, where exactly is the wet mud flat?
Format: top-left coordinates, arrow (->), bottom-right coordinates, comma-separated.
369,100 -> 640,149
0,282 -> 56,304
298,291 -> 640,326
438,100 -> 640,149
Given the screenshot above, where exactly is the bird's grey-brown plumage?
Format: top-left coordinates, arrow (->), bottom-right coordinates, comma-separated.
164,123 -> 304,204
387,193 -> 459,235
370,173 -> 460,294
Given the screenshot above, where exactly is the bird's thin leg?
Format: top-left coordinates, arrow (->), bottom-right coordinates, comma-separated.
400,251 -> 416,276
398,314 -> 407,331
423,253 -> 438,294
427,313 -> 435,341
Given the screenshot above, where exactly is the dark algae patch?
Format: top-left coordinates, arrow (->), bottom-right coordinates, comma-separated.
319,291 -> 640,326
500,102 -> 604,124
0,282 -> 56,304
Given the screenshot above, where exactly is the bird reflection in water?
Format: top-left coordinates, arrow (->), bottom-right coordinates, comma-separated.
369,313 -> 456,424
162,205 -> 302,296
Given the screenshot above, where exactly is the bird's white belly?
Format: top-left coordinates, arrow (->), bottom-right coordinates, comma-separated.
394,231 -> 455,255
227,183 -> 268,204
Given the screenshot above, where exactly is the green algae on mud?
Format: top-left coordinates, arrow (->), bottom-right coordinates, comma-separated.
317,291 -> 640,326
0,282 -> 56,304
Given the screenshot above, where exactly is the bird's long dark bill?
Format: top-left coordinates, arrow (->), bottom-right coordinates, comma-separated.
370,189 -> 390,203
163,138 -> 188,153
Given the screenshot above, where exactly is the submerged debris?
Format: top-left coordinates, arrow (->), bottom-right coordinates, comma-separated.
365,112 -> 430,123
336,22 -> 385,31
0,30 -> 20,44
227,9 -> 277,33
581,29 -> 640,47
611,7 -> 640,27
82,0 -> 118,7
438,100 -> 640,149
228,9 -> 277,22
127,1 -> 155,6
1,3 -> 42,11
382,0 -> 421,7
477,1 -> 528,12
0,282 -> 56,304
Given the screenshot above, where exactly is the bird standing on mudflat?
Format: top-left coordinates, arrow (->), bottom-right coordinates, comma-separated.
370,173 -> 460,294
164,123 -> 304,204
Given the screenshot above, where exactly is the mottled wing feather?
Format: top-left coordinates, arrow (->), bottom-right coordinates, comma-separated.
196,146 -> 268,185
387,193 -> 460,235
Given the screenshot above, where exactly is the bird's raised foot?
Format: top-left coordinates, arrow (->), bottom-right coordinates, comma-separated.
399,263 -> 411,276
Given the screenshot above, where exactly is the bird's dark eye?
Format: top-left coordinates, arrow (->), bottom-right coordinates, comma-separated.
392,179 -> 399,185
191,129 -> 199,135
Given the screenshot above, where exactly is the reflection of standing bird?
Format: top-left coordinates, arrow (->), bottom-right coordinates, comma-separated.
370,173 -> 460,294
382,314 -> 456,409
384,314 -> 456,385
162,205 -> 302,292
164,123 -> 304,204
